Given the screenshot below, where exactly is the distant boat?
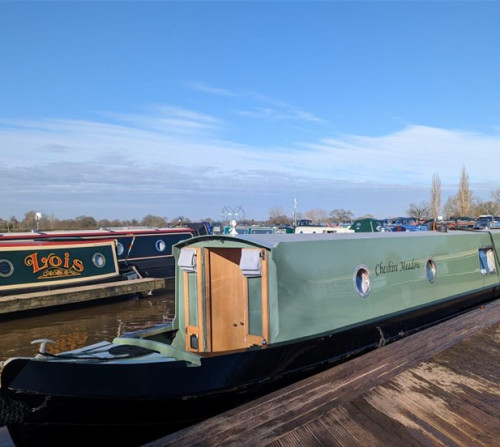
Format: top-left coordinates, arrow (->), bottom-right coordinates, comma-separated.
222,223 -> 293,235
447,216 -> 475,230
474,215 -> 500,230
294,224 -> 354,234
350,217 -> 387,232
0,239 -> 120,295
1,230 -> 498,446
385,217 -> 428,232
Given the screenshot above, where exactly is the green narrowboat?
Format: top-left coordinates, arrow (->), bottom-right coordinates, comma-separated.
0,239 -> 120,294
0,231 -> 498,446
174,230 -> 498,351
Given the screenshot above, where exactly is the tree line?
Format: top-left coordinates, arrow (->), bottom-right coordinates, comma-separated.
0,213 -> 192,233
269,167 -> 500,225
408,168 -> 500,221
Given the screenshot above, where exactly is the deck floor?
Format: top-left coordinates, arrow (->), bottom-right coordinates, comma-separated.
145,298 -> 500,447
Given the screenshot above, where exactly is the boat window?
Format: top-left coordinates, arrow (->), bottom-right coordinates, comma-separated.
116,242 -> 124,256
426,259 -> 437,283
155,239 -> 166,252
0,259 -> 14,277
248,277 -> 263,336
187,273 -> 198,326
179,248 -> 197,273
92,253 -> 106,268
478,248 -> 497,275
354,265 -> 371,297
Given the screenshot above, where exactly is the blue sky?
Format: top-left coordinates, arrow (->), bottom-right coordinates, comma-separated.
1,1 -> 499,222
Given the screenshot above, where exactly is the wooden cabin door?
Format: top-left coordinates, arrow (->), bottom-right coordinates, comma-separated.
208,248 -> 247,352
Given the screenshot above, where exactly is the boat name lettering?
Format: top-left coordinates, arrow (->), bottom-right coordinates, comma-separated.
24,252 -> 85,277
375,259 -> 420,276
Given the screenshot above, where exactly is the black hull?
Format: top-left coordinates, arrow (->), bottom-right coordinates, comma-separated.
3,287 -> 498,447
119,256 -> 176,280
115,227 -> 210,279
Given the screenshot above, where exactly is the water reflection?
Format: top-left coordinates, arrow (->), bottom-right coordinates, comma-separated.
0,287 -> 175,362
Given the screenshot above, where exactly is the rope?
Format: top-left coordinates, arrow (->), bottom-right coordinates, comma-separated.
125,235 -> 136,261
376,326 -> 387,348
0,390 -> 49,426
0,392 -> 30,426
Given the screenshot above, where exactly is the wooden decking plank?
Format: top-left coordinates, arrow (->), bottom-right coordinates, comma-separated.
411,358 -> 500,415
358,382 -> 457,446
432,326 -> 499,383
348,397 -> 427,447
458,329 -> 499,355
317,403 -> 397,446
364,362 -> 499,446
145,300 -> 500,447
279,420 -> 338,447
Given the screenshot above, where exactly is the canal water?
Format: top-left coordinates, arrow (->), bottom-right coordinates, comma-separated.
0,286 -> 176,446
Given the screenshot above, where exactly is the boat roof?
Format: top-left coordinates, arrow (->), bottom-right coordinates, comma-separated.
0,227 -> 195,240
0,239 -> 115,248
178,230 -> 470,251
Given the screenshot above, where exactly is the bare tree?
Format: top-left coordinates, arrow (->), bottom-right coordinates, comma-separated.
430,173 -> 441,220
329,209 -> 355,223
21,210 -> 38,231
75,215 -> 98,229
7,216 -> 19,232
492,187 -> 500,204
473,200 -> 500,216
456,166 -> 473,216
406,201 -> 430,220
443,196 -> 458,219
304,208 -> 329,224
141,215 -> 168,227
268,207 -> 287,220
267,207 -> 290,226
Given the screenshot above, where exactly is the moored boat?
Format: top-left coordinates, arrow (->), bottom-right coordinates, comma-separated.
0,225 -> 210,280
0,230 -> 499,446
474,214 -> 500,230
294,224 -> 354,233
0,239 -> 120,295
350,217 -> 387,232
385,217 -> 428,231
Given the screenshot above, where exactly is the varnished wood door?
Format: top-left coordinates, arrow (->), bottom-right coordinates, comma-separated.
208,248 -> 247,352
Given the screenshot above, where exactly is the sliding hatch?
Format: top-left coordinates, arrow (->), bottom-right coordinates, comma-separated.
179,245 -> 269,353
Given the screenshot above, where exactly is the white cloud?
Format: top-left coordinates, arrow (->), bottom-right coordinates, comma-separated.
183,81 -> 235,97
99,106 -> 224,134
1,110 -> 499,220
295,125 -> 500,183
184,81 -> 323,123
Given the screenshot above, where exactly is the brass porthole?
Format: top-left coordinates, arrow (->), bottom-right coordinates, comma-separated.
116,242 -> 125,256
155,239 -> 166,252
426,259 -> 437,283
354,265 -> 372,298
92,253 -> 106,268
0,259 -> 14,277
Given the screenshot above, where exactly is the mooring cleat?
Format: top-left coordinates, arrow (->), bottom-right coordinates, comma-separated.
31,339 -> 56,357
